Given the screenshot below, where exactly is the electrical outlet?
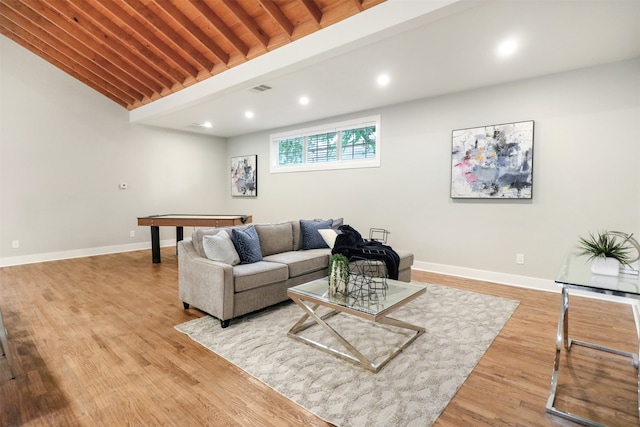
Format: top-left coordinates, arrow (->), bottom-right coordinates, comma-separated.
130,231 -> 135,238
12,240 -> 19,249
516,253 -> 525,264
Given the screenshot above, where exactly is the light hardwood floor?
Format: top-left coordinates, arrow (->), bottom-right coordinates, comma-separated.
0,248 -> 637,426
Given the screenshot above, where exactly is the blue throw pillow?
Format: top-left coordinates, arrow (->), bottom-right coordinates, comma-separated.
231,225 -> 263,264
300,219 -> 333,250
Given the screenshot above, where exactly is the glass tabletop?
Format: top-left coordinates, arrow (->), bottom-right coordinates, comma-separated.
288,277 -> 427,316
555,252 -> 640,297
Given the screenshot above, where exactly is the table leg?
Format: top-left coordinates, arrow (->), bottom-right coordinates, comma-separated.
633,301 -> 640,418
0,307 -> 16,379
545,287 -> 607,426
288,297 -> 372,369
151,226 -> 161,263
176,226 -> 183,255
562,286 -> 570,349
546,287 -> 567,414
287,296 -> 424,373
547,287 -> 640,426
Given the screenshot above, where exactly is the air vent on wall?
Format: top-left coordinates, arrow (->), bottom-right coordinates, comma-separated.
249,84 -> 272,93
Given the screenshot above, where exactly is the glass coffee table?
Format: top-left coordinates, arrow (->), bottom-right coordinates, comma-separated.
547,252 -> 640,426
287,277 -> 426,373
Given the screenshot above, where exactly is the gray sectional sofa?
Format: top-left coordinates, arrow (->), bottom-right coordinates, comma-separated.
177,219 -> 414,327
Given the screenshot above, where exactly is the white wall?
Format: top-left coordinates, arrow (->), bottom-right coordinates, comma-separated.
228,59 -> 640,287
0,37 -> 229,265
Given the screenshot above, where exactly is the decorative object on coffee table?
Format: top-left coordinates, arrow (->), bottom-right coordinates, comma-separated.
348,255 -> 389,300
328,253 -> 349,296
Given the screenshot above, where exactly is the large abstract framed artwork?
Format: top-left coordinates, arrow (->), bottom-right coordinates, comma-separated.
231,155 -> 257,197
451,120 -> 534,199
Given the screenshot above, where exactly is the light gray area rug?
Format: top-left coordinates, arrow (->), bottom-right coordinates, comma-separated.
175,283 -> 519,427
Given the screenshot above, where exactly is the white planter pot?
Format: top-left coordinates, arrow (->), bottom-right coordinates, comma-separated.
590,257 -> 620,276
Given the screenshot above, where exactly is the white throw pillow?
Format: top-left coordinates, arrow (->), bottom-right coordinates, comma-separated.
203,231 -> 240,265
318,228 -> 338,249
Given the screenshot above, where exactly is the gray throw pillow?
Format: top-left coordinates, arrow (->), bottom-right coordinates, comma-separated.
300,218 -> 333,250
231,225 -> 263,264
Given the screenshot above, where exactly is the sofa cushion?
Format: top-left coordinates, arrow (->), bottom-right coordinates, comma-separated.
231,225 -> 263,264
233,261 -> 289,292
300,218 -> 333,250
263,249 -> 330,278
255,222 -> 294,256
203,230 -> 240,265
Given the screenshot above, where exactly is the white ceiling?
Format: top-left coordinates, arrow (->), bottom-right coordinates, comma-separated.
130,0 -> 640,138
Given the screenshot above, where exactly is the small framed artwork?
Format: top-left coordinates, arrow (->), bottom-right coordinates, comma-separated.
231,155 -> 257,197
451,120 -> 534,199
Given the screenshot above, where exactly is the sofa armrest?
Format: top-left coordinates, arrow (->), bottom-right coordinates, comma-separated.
178,239 -> 235,321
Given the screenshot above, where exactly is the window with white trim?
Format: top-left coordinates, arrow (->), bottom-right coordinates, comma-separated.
270,116 -> 380,173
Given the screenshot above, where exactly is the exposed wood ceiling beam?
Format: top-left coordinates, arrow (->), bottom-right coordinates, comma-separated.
0,0 -> 386,110
190,1 -> 249,57
95,0 -> 197,80
74,0 -> 185,87
40,0 -> 164,97
301,0 -> 323,28
153,0 -> 231,66
258,0 -> 294,38
350,0 -> 364,12
221,0 -> 269,49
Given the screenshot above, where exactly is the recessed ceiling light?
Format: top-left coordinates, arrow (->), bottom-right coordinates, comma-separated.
497,38 -> 518,57
245,111 -> 254,119
299,96 -> 309,105
377,74 -> 390,86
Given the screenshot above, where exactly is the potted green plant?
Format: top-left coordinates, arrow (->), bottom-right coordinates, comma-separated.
577,230 -> 633,276
328,254 -> 350,296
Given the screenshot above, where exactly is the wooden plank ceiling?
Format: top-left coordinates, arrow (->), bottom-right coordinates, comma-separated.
0,0 -> 385,110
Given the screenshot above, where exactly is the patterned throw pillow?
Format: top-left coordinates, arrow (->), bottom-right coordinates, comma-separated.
202,231 -> 240,265
300,218 -> 333,250
231,225 -> 263,264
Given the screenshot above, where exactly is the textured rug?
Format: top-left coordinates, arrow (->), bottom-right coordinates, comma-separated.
175,283 -> 519,427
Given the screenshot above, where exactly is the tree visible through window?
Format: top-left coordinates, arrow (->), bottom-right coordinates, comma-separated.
307,132 -> 337,163
341,126 -> 376,160
278,137 -> 304,165
271,116 -> 380,172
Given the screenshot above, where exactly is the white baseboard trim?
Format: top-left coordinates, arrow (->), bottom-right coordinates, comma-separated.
0,239 -> 177,267
413,260 -> 636,305
413,260 -> 558,292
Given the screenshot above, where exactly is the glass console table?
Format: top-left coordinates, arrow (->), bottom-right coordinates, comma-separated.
547,252 -> 640,426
